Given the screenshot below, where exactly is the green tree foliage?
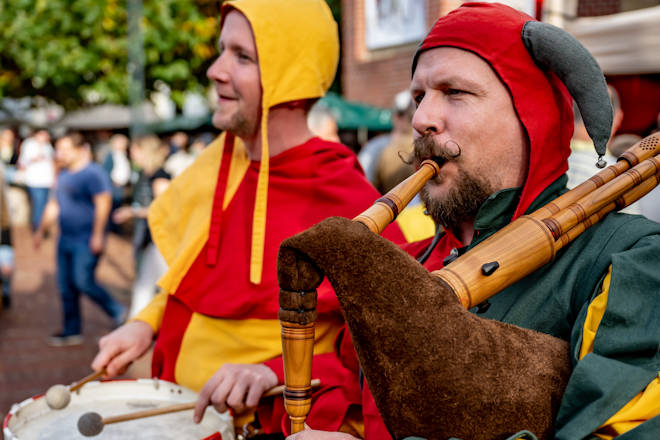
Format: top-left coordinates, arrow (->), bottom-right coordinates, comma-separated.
0,0 -> 340,110
324,0 -> 341,94
0,0 -> 218,110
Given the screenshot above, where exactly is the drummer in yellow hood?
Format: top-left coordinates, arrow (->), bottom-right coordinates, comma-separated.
92,0 -> 404,430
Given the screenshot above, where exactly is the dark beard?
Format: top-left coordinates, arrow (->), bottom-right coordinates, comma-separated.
227,112 -> 257,138
413,134 -> 493,230
421,170 -> 493,231
420,164 -> 494,236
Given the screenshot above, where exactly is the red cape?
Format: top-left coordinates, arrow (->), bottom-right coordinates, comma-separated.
151,137 -> 405,391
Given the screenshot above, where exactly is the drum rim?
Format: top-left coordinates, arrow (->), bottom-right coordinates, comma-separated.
3,378 -> 233,439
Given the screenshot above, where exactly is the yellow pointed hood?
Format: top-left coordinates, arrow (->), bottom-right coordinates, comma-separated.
219,0 -> 339,284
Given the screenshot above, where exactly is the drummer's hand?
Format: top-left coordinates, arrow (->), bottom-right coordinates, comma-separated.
193,363 -> 278,423
287,429 -> 359,439
91,321 -> 154,377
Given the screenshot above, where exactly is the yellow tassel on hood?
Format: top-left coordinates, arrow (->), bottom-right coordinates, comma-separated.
250,107 -> 270,284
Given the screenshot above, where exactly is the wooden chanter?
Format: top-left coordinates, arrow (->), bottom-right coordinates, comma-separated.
278,132 -> 660,435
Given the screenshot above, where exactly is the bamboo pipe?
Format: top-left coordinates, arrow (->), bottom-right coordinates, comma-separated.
262,378 -> 320,398
555,169 -> 660,251
280,321 -> 316,434
353,132 -> 660,242
529,131 -> 660,221
437,169 -> 660,308
542,155 -> 660,240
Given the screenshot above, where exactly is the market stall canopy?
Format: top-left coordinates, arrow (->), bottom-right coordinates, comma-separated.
566,5 -> 660,75
318,92 -> 392,131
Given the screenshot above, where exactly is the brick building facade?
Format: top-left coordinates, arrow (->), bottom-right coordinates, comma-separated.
341,0 -> 520,109
341,0 -> 451,109
341,0 -> 659,122
577,0 -> 621,16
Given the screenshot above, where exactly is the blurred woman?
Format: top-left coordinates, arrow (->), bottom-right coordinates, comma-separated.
17,130 -> 54,230
112,135 -> 170,317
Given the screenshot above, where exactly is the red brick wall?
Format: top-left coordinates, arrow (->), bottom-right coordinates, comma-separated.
577,0 -> 621,16
341,0 -> 635,108
341,0 -> 452,108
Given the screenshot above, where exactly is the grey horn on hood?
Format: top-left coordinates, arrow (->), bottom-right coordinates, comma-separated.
522,21 -> 612,167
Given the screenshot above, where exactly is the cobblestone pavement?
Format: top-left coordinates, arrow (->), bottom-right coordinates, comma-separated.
0,227 -> 134,438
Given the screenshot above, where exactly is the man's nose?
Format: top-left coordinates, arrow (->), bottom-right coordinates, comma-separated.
206,55 -> 230,83
412,97 -> 444,137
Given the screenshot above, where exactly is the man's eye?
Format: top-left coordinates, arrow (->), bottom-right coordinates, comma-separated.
238,53 -> 252,62
447,88 -> 465,96
413,93 -> 424,106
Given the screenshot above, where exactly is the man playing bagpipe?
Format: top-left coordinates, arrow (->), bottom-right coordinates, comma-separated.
271,3 -> 660,439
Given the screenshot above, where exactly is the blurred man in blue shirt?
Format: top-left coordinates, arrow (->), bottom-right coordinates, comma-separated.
35,132 -> 125,346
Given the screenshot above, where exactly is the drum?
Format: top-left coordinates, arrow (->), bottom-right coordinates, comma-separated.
3,378 -> 235,440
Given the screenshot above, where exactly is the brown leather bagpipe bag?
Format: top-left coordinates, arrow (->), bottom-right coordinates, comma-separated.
277,217 -> 571,440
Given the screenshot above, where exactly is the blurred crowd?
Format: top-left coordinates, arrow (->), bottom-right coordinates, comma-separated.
1,85 -> 659,338
0,126 -> 214,327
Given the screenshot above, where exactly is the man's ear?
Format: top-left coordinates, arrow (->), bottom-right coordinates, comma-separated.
284,100 -> 308,110
612,109 -> 624,137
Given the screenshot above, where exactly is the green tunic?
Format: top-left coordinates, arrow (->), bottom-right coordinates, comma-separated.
461,175 -> 660,439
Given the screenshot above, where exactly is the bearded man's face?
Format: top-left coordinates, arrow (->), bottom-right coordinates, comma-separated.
409,47 -> 529,232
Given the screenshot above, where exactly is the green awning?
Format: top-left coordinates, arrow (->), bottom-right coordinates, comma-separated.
144,93 -> 392,133
318,92 -> 392,131
145,114 -> 213,133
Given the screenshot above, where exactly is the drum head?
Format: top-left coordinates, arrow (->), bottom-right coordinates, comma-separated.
3,379 -> 234,440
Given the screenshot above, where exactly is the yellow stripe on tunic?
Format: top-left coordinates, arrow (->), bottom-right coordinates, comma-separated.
174,314 -> 343,393
580,266 -> 660,438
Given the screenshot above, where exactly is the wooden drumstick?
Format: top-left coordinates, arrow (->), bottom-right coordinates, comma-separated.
77,379 -> 321,436
45,369 -> 106,410
70,369 -> 106,392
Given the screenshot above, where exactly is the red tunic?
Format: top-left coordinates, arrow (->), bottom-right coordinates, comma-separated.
148,137 -> 405,393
